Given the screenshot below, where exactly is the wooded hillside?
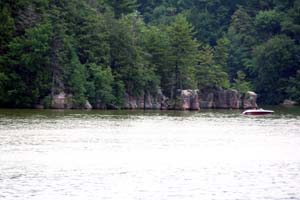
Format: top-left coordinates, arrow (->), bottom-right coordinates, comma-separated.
0,0 -> 300,108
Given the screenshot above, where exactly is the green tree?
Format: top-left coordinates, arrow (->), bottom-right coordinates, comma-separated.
0,5 -> 15,53
196,43 -> 230,90
227,7 -> 256,80
255,10 -> 281,41
279,1 -> 300,42
67,47 -> 87,108
232,70 -> 252,93
141,25 -> 170,95
75,5 -> 110,65
108,13 -> 159,97
86,63 -> 114,108
286,70 -> 300,102
106,0 -> 138,19
4,21 -> 52,107
167,14 -> 199,99
187,1 -> 231,45
214,37 -> 230,69
252,35 -> 300,104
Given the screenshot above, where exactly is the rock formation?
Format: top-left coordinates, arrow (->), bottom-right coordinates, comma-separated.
51,92 -> 93,109
214,89 -> 241,109
52,92 -> 73,109
84,100 -> 93,110
281,99 -> 298,106
175,89 -> 200,110
199,88 -> 257,109
123,90 -> 168,110
50,88 -> 257,110
242,91 -> 257,109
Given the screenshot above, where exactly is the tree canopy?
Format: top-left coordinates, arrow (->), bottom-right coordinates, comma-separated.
0,0 -> 300,107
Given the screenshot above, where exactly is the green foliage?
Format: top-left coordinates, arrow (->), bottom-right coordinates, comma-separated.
187,1 -> 231,45
1,0 -> 300,108
227,7 -> 256,81
112,79 -> 126,107
106,0 -> 138,18
3,21 -> 52,107
230,7 -> 255,35
140,25 -> 170,94
167,14 -> 199,98
214,37 -> 230,68
286,70 -> 300,103
0,72 -> 8,103
255,10 -> 281,40
196,44 -> 230,90
87,63 -> 114,107
76,7 -> 110,65
280,2 -> 300,41
252,35 -> 300,104
67,48 -> 87,108
0,5 -> 15,51
41,95 -> 52,108
107,13 -> 160,97
232,70 -> 252,94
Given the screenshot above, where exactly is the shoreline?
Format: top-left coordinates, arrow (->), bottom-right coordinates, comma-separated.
0,105 -> 297,111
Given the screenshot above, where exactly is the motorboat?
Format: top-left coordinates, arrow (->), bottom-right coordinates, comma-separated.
242,108 -> 274,115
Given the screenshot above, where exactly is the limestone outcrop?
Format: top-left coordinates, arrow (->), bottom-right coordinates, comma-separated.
50,88 -> 257,110
123,90 -> 168,110
51,92 -> 93,109
52,92 -> 73,109
281,99 -> 298,106
214,89 -> 241,109
243,91 -> 258,109
199,88 -> 257,109
84,100 -> 93,110
174,89 -> 200,110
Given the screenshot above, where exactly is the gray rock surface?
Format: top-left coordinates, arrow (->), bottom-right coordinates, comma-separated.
124,91 -> 168,110
281,99 -> 298,106
52,92 -> 73,109
243,91 -> 258,109
175,89 -> 200,110
199,88 -> 257,109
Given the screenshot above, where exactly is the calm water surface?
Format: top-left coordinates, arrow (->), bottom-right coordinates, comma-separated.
1,107 -> 300,200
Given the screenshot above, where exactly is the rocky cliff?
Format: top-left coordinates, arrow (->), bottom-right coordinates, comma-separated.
199,88 -> 257,109
50,89 -> 257,110
174,89 -> 200,110
123,90 -> 168,110
123,89 -> 257,110
51,92 -> 92,109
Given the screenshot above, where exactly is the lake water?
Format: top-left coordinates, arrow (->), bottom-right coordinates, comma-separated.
1,108 -> 300,200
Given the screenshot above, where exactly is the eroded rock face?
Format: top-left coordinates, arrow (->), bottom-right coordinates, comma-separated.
52,92 -> 73,109
243,91 -> 257,109
50,88 -> 257,110
199,92 -> 214,109
157,90 -> 169,110
85,100 -> 93,110
281,99 -> 298,106
175,89 -> 200,110
124,91 -> 169,110
228,89 -> 242,109
124,93 -> 141,109
51,92 -> 92,109
199,89 -> 257,109
213,89 -> 241,109
123,89 -> 258,110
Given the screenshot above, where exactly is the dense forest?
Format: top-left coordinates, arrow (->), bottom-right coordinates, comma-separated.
0,0 -> 300,108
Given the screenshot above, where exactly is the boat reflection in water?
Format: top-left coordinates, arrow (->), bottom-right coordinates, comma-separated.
242,108 -> 274,115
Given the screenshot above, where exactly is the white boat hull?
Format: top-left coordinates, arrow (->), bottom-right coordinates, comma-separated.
242,109 -> 274,115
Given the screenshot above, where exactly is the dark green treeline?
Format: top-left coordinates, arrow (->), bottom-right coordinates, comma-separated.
0,0 -> 300,108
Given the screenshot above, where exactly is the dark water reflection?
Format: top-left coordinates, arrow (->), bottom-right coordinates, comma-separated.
0,107 -> 300,200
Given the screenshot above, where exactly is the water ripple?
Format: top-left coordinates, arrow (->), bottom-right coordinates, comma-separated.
1,109 -> 300,200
